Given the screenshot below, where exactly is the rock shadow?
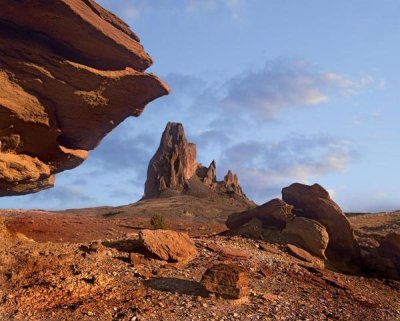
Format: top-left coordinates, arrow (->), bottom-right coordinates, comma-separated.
144,277 -> 208,297
102,239 -> 145,254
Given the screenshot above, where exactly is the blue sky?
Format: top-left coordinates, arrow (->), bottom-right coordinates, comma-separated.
2,0 -> 400,212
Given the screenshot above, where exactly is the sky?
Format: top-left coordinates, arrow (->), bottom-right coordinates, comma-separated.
2,0 -> 400,212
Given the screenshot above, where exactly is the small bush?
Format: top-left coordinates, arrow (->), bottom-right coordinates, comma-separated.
150,213 -> 167,230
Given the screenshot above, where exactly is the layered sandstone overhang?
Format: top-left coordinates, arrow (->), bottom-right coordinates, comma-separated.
144,122 -> 250,203
0,0 -> 169,196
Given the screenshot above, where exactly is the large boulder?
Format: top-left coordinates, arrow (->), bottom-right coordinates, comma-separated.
139,229 -> 198,262
283,217 -> 329,259
144,122 -> 251,202
0,0 -> 169,196
282,183 -> 359,261
226,198 -> 294,231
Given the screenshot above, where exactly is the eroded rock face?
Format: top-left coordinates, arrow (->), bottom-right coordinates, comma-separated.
282,183 -> 360,262
144,122 -> 198,198
0,0 -> 169,196
144,122 -> 250,202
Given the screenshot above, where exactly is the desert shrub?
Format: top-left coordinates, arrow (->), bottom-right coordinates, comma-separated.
150,213 -> 167,230
102,210 -> 123,218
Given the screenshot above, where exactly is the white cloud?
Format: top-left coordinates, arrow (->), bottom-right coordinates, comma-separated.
219,134 -> 356,203
221,60 -> 374,120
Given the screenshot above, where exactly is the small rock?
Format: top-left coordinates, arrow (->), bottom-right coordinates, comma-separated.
206,243 -> 249,258
201,263 -> 249,299
259,243 -> 280,255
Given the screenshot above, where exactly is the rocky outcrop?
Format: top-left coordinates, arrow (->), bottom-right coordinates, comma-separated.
283,217 -> 329,259
201,263 -> 249,299
144,122 -> 198,197
226,199 -> 294,230
144,122 -> 250,202
282,183 -> 360,262
0,0 -> 169,196
139,229 -> 198,262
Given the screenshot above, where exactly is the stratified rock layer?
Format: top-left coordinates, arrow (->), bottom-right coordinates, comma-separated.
144,122 -> 250,202
0,0 -> 169,196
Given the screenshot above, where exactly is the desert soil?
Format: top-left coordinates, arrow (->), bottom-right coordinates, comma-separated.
0,201 -> 399,321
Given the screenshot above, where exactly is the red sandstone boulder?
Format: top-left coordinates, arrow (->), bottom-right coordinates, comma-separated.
282,183 -> 359,261
139,229 -> 197,262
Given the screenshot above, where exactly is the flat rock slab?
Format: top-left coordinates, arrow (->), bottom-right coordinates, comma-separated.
139,229 -> 197,262
287,244 -> 316,263
201,263 -> 249,299
206,243 -> 249,258
259,243 -> 281,255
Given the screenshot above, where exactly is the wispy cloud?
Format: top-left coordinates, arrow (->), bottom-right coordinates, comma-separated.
24,186 -> 94,209
221,60 -> 373,120
219,134 -> 357,202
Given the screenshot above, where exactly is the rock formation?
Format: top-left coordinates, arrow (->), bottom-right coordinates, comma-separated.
282,183 -> 360,262
144,122 -> 250,202
226,183 -> 359,267
0,0 -> 169,196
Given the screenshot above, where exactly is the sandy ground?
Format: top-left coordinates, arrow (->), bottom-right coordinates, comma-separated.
0,200 -> 399,321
